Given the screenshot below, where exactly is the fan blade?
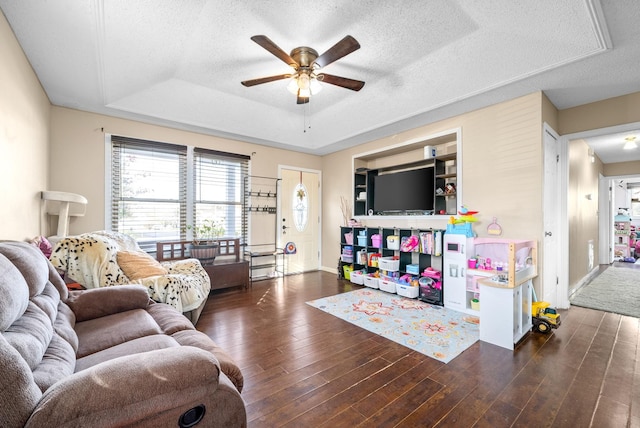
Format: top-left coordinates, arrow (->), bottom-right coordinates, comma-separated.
314,35 -> 360,69
241,74 -> 291,87
317,73 -> 365,91
251,35 -> 298,68
297,89 -> 309,104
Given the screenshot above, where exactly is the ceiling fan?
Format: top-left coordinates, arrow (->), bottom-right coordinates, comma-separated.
241,35 -> 365,104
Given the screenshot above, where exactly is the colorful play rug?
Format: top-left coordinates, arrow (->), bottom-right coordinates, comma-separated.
306,289 -> 479,363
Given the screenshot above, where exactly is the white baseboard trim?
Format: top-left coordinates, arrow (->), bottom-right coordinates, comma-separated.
569,266 -> 601,300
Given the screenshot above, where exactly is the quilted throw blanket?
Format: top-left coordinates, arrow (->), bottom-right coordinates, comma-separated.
49,231 -> 210,313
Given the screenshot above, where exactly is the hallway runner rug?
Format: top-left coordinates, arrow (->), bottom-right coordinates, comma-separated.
306,288 -> 479,363
571,267 -> 640,318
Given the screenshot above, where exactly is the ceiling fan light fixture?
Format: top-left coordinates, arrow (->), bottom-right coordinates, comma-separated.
286,71 -> 322,96
624,136 -> 638,150
309,77 -> 322,95
242,35 -> 362,103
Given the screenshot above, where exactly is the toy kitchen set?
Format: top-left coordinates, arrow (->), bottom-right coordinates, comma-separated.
443,210 -> 538,350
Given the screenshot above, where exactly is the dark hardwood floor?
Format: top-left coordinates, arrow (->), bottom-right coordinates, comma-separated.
196,270 -> 640,427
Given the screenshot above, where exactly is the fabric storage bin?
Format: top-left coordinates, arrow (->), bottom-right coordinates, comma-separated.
396,284 -> 419,298
379,278 -> 397,293
363,275 -> 379,289
379,257 -> 400,271
350,271 -> 365,285
387,235 -> 400,250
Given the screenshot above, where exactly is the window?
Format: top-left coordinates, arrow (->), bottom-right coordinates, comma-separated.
292,182 -> 308,231
193,148 -> 248,244
110,136 -> 249,253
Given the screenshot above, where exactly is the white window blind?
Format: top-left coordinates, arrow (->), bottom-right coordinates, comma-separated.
110,136 -> 249,253
193,148 -> 249,243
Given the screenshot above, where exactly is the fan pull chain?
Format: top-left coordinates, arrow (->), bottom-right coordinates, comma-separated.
303,98 -> 312,133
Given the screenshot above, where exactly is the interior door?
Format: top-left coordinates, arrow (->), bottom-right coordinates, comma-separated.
280,168 -> 320,274
543,125 -> 560,306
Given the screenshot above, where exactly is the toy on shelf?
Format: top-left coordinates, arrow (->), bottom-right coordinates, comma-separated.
400,235 -> 419,252
446,206 -> 479,237
421,267 -> 442,289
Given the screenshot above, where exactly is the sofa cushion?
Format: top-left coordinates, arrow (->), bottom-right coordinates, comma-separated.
0,253 -> 30,331
66,284 -> 151,322
75,334 -> 180,372
32,333 -> 77,392
0,334 -> 42,428
75,309 -> 162,358
117,250 -> 168,280
146,302 -> 196,335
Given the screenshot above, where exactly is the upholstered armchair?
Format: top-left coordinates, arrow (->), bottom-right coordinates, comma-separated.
49,231 -> 211,324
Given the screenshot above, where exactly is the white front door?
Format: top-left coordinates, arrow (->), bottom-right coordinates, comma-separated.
280,167 -> 320,274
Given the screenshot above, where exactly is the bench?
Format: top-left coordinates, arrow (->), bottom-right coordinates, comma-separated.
157,238 -> 249,291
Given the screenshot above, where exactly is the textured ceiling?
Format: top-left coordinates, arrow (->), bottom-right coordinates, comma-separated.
2,1 -> 640,157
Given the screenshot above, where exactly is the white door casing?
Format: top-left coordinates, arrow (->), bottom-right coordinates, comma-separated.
543,124 -> 561,307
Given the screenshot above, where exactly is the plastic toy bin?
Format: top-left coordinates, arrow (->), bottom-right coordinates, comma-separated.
342,265 -> 353,280
344,232 -> 353,245
350,271 -> 365,285
363,275 -> 379,289
379,257 -> 400,271
387,235 -> 400,250
396,284 -> 419,298
379,278 -> 397,293
371,234 -> 382,248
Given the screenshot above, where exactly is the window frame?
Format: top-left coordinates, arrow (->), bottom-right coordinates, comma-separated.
106,134 -> 249,254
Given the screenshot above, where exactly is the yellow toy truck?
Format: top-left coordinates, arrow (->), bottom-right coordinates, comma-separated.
531,301 -> 561,333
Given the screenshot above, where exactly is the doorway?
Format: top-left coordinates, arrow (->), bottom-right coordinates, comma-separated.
563,122 -> 640,301
279,167 -> 321,274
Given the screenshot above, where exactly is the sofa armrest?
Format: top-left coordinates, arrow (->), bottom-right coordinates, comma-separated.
66,284 -> 151,322
26,347 -> 221,427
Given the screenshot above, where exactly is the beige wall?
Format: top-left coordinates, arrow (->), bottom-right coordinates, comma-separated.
604,160 -> 640,177
542,92 -> 559,131
322,92 -> 547,294
50,107 -> 322,236
567,139 -> 603,287
559,92 -> 640,135
0,10 -> 51,240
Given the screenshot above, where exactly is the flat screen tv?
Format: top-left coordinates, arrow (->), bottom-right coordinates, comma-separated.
373,167 -> 434,214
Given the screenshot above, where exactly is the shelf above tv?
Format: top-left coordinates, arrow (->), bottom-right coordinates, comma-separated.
352,128 -> 461,218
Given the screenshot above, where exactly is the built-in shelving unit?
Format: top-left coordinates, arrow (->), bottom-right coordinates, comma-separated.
352,129 -> 461,219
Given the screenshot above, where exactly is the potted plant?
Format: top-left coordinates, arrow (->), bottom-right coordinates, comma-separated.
188,218 -> 225,265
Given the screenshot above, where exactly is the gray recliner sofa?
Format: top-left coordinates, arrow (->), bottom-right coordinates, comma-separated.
0,241 -> 246,427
